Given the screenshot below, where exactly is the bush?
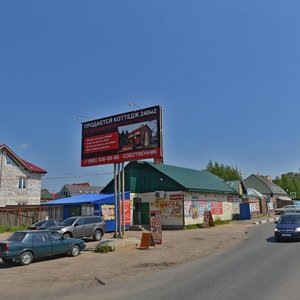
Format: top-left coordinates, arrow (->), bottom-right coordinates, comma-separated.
94,244 -> 114,253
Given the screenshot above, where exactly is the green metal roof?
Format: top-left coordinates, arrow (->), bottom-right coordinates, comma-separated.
144,162 -> 237,194
225,180 -> 241,193
242,175 -> 287,196
41,189 -> 53,200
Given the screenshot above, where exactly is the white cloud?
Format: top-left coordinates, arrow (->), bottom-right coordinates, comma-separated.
20,143 -> 30,149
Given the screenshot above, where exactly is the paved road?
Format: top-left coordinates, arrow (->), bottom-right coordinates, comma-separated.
61,222 -> 300,300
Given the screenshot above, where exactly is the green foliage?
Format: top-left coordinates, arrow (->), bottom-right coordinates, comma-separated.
205,160 -> 242,181
0,225 -> 27,233
213,219 -> 231,225
185,224 -> 203,230
185,219 -> 231,229
94,244 -> 114,253
273,174 -> 300,198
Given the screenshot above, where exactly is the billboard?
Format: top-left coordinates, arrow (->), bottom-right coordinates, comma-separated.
81,105 -> 163,166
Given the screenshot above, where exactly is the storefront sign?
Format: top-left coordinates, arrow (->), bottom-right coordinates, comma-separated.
139,232 -> 156,249
150,210 -> 162,244
203,211 -> 215,228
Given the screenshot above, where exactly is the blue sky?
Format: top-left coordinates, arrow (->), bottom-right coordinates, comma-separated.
1,1 -> 300,192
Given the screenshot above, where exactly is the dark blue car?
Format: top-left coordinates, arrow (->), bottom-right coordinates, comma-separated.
0,230 -> 86,266
274,213 -> 300,242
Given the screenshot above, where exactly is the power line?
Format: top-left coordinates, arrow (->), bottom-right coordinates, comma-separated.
42,172 -> 113,181
1,172 -> 113,181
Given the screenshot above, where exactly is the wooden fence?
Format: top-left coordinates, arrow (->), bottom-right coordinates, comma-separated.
0,205 -> 49,227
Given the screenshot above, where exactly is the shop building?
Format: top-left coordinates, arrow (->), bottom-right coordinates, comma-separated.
102,161 -> 239,229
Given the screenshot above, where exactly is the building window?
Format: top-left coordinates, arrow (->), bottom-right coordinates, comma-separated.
81,204 -> 94,216
50,206 -> 63,219
6,154 -> 17,166
19,177 -> 27,189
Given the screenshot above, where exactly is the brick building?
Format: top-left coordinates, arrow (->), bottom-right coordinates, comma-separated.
0,144 -> 47,206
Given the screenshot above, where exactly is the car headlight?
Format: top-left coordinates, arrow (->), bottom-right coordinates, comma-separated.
274,228 -> 278,232
294,227 -> 300,232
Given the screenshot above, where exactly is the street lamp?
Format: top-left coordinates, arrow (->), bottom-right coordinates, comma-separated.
129,101 -> 141,109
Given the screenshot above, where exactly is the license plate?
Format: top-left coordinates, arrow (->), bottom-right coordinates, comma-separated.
282,233 -> 291,236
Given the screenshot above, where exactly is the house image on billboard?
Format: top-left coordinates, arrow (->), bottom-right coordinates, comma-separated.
102,161 -> 239,229
120,124 -> 154,152
128,125 -> 153,148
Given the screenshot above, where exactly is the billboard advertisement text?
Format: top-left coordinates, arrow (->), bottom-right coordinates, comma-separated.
81,105 -> 163,166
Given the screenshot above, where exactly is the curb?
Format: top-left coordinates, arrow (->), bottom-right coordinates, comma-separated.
252,217 -> 279,225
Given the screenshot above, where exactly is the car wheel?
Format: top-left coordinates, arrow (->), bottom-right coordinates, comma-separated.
20,251 -> 33,266
275,236 -> 281,242
63,233 -> 72,239
2,258 -> 13,264
69,244 -> 80,257
93,230 -> 103,241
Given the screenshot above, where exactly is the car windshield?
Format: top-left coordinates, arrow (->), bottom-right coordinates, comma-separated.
279,215 -> 300,224
283,205 -> 296,209
32,220 -> 47,226
39,221 -> 54,228
7,232 -> 28,242
60,217 -> 77,226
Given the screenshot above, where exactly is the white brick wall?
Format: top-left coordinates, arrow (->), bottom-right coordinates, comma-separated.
0,150 -> 42,206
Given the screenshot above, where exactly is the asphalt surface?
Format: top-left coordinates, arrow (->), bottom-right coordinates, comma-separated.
55,220 -> 300,300
0,215 -> 281,300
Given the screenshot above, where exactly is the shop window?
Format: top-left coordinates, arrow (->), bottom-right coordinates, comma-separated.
81,204 -> 94,216
50,206 -> 63,219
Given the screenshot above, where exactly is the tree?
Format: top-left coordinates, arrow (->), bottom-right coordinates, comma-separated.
205,160 -> 242,181
274,174 -> 300,198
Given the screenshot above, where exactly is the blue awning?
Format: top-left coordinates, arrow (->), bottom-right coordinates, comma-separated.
42,192 -> 130,206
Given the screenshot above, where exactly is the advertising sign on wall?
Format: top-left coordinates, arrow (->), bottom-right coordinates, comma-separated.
81,105 -> 163,166
120,200 -> 131,225
101,200 -> 131,225
157,199 -> 183,226
211,202 -> 223,215
101,204 -> 115,221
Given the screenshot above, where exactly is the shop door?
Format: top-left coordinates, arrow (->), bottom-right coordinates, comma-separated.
133,198 -> 142,225
140,203 -> 150,225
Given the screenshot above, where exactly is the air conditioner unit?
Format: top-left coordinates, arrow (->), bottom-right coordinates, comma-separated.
155,191 -> 166,199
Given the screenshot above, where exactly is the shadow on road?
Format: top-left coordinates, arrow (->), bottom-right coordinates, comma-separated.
266,236 -> 300,243
266,236 -> 277,243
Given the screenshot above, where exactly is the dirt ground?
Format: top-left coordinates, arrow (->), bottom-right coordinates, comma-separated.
0,221 -> 254,298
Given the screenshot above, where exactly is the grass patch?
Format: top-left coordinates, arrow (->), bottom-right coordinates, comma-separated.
184,219 -> 231,230
0,225 -> 27,233
185,224 -> 203,230
214,219 -> 231,225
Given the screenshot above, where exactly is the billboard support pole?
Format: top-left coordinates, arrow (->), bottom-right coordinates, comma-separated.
122,162 -> 125,237
117,162 -> 122,238
113,163 -> 118,238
